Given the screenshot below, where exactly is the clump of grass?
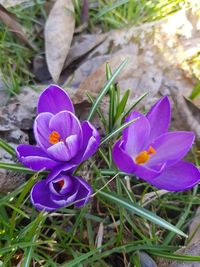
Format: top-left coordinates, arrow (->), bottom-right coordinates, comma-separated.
0,0 -> 46,93
75,0 -> 191,30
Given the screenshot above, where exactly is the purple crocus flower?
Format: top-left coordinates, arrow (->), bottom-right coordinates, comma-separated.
16,85 -> 100,173
31,170 -> 92,211
112,96 -> 200,191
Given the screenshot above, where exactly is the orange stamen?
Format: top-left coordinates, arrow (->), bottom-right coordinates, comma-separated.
135,146 -> 156,164
135,151 -> 150,164
147,146 -> 156,155
49,131 -> 60,144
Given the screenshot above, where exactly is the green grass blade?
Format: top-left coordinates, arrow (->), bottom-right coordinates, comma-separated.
100,117 -> 138,146
106,63 -> 115,131
87,93 -> 108,130
164,185 -> 198,245
0,138 -> 16,157
0,162 -> 48,175
9,172 -> 41,238
114,89 -> 130,122
61,247 -> 101,267
21,212 -> 47,267
190,82 -> 200,100
93,0 -> 129,21
87,59 -> 128,121
98,191 -> 187,238
149,251 -> 200,261
123,91 -> 148,119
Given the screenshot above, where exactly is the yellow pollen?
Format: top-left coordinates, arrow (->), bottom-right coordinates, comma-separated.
49,131 -> 60,144
135,146 -> 156,164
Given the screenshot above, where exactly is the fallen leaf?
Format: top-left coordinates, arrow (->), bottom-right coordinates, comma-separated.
63,33 -> 107,69
45,0 -> 75,83
95,222 -> 104,251
70,55 -> 110,89
72,44 -> 138,104
33,54 -> 51,82
0,4 -> 35,49
188,207 -> 200,245
80,0 -> 89,24
164,80 -> 200,143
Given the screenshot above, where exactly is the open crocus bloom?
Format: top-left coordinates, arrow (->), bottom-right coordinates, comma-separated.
16,85 -> 100,172
112,96 -> 200,191
31,171 -> 92,211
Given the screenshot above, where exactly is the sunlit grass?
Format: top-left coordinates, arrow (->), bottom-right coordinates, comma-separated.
0,0 -> 45,93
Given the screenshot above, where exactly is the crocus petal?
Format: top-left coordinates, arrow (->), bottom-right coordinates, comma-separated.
80,121 -> 100,162
49,174 -> 73,196
47,142 -> 67,161
74,176 -> 93,207
49,111 -> 82,143
46,164 -> 78,183
34,112 -> 53,150
134,163 -> 166,180
31,180 -> 60,211
50,181 -> 80,206
112,140 -> 136,174
47,136 -> 78,162
146,96 -> 171,142
147,161 -> 200,191
148,131 -> 195,167
37,84 -> 74,114
123,111 -> 150,156
113,140 -> 165,179
16,144 -> 59,171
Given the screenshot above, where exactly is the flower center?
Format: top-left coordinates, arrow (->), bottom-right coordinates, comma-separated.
49,131 -> 61,144
135,146 -> 156,164
58,179 -> 64,187
53,179 -> 64,193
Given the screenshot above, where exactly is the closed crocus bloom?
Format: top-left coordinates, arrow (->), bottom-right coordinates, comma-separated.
31,170 -> 92,211
112,96 -> 200,191
16,85 -> 100,173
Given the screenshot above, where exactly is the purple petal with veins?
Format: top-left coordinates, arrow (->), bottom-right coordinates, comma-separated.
112,97 -> 200,191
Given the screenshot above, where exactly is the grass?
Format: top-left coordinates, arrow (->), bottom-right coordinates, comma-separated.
0,0 -> 45,93
88,0 -> 185,30
0,61 -> 200,266
1,0 -> 200,266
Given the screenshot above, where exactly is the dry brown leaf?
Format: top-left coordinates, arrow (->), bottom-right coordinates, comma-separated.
63,33 -> 107,69
45,0 -> 75,83
0,4 -> 35,49
188,207 -> 200,245
70,55 -> 110,89
33,55 -> 51,82
95,222 -> 104,251
72,45 -> 138,104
